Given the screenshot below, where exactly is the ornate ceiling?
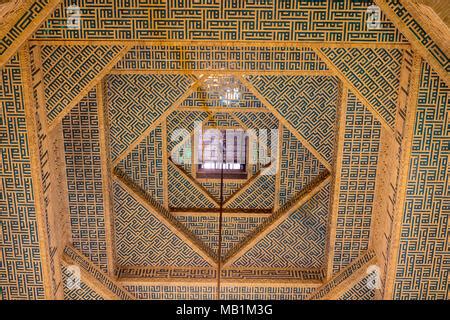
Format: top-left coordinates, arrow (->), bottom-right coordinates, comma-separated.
0,0 -> 448,300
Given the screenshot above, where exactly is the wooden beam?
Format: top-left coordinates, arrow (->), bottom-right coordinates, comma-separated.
47,45 -> 132,131
113,168 -> 219,266
382,52 -> 422,299
19,44 -> 55,300
111,76 -> 205,166
28,39 -> 412,49
109,69 -> 335,76
176,106 -> 271,113
170,209 -> 272,217
96,81 -> 116,276
313,48 -> 393,132
239,75 -> 332,170
222,171 -> 331,267
0,0 -> 62,68
308,250 -> 377,300
62,245 -> 135,300
273,124 -> 284,211
325,84 -> 348,280
374,0 -> 449,86
161,119 -> 169,210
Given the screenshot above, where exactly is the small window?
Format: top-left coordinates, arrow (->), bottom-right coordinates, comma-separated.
197,129 -> 247,179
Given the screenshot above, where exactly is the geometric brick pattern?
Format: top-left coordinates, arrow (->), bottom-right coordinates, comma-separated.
175,215 -> 267,257
113,181 -> 211,268
182,76 -> 265,109
198,181 -> 245,205
114,45 -> 329,71
41,45 -> 124,122
246,75 -> 339,164
393,62 -> 449,300
278,126 -> 327,207
337,272 -> 375,300
232,184 -> 330,269
34,0 -> 407,44
0,54 -> 45,299
124,284 -> 318,300
116,125 -> 164,206
225,174 -> 276,210
321,47 -> 403,128
220,286 -> 317,300
107,74 -> 196,161
124,285 -> 216,300
168,162 -> 217,209
332,93 -> 381,274
61,88 -> 110,273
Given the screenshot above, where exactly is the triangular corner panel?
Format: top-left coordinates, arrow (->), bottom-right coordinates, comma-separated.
231,183 -> 331,270
113,180 -> 212,268
106,73 -> 197,161
40,45 -> 125,122
245,75 -> 339,164
320,47 -> 404,128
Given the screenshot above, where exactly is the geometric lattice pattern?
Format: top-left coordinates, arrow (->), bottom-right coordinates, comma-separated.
168,162 -> 217,209
175,215 -> 267,257
203,113 -> 241,128
278,126 -> 327,207
246,75 -> 339,164
124,285 -> 215,300
198,181 -> 246,204
393,62 -> 449,300
321,47 -> 403,128
113,181 -> 211,268
233,112 -> 279,131
124,284 -> 318,300
114,45 -> 329,72
182,76 -> 265,109
34,0 -> 407,43
41,45 -> 124,122
225,174 -> 276,210
116,125 -> 164,206
220,286 -> 317,300
337,272 -> 375,300
232,184 -> 330,269
332,93 -> 381,274
62,89 -> 110,273
107,74 -> 196,160
0,54 -> 45,300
